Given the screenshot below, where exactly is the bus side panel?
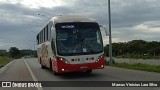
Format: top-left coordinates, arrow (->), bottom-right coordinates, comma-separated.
38,43 -> 48,68
52,59 -> 58,72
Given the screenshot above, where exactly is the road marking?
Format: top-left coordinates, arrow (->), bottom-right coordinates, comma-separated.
24,59 -> 43,90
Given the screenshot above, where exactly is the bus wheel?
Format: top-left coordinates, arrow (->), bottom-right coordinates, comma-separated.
41,64 -> 46,69
53,71 -> 60,76
50,59 -> 52,71
86,70 -> 92,73
40,59 -> 46,69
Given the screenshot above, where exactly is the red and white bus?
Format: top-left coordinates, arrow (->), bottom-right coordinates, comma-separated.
36,15 -> 108,75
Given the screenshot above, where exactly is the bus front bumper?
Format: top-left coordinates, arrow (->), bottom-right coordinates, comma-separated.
53,58 -> 105,73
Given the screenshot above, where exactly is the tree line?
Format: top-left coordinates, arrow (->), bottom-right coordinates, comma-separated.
104,40 -> 160,58
1,40 -> 160,59
0,47 -> 37,59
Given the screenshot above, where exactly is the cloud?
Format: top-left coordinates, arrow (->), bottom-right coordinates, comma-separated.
112,23 -> 160,43
111,0 -> 160,27
0,0 -> 160,50
1,0 -> 65,9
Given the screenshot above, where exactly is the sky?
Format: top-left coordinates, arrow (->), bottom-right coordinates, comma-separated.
0,0 -> 160,50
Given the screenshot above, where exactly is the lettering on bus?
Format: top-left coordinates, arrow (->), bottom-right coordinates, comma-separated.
61,25 -> 75,29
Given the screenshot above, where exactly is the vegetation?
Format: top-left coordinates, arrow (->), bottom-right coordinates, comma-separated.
112,63 -> 160,73
0,50 -> 10,57
0,47 -> 37,68
0,56 -> 12,68
8,47 -> 37,59
104,40 -> 160,72
9,47 -> 20,59
104,40 -> 160,59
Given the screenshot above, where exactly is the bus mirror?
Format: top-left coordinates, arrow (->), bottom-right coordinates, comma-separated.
99,25 -> 109,36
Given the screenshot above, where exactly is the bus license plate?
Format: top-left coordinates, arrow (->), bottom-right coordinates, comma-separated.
80,66 -> 88,69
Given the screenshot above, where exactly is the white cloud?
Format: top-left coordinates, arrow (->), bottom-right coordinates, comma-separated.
0,0 -> 160,49
134,22 -> 160,33
1,0 -> 64,9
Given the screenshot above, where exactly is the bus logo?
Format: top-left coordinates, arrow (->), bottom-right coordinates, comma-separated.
2,82 -> 11,87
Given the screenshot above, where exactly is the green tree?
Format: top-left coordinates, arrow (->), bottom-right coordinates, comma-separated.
126,40 -> 147,54
9,47 -> 20,59
104,40 -> 160,58
19,49 -> 37,57
104,44 -> 109,56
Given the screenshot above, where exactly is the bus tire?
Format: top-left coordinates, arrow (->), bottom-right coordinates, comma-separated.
40,58 -> 45,69
86,70 -> 92,73
50,59 -> 52,71
53,71 -> 60,76
41,64 -> 46,69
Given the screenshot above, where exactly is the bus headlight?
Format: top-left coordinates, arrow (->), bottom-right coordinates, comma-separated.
57,57 -> 70,64
96,55 -> 104,62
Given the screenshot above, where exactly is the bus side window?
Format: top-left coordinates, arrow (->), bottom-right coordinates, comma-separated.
48,25 -> 51,41
46,25 -> 48,40
40,31 -> 42,44
43,29 -> 45,42
51,39 -> 56,55
37,35 -> 39,44
41,31 -> 42,43
42,30 -> 43,43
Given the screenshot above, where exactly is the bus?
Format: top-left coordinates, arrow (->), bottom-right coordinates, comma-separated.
36,15 -> 108,75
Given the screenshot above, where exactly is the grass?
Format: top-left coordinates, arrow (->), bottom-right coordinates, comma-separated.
116,54 -> 160,60
0,56 -> 12,68
111,63 -> 160,73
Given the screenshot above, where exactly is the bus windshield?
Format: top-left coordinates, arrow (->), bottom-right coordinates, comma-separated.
55,22 -> 103,56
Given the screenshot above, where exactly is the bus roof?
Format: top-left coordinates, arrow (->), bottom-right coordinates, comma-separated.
51,15 -> 97,23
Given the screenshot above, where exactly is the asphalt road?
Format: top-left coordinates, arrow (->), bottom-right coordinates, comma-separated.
0,58 -> 160,90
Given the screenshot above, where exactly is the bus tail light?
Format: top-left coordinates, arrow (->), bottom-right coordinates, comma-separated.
56,57 -> 70,64
96,54 -> 104,62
